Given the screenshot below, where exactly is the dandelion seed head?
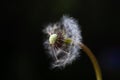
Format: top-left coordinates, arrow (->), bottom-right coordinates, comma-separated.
43,15 -> 82,68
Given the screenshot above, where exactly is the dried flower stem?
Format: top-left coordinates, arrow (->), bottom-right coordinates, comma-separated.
79,43 -> 102,80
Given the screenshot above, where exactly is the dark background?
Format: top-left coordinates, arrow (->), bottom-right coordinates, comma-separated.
3,0 -> 120,80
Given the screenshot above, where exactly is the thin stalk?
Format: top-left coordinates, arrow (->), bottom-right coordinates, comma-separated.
79,43 -> 102,80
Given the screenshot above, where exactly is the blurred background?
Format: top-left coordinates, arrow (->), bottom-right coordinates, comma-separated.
3,0 -> 120,80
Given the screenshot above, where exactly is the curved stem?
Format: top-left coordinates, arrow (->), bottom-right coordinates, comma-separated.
79,43 -> 102,80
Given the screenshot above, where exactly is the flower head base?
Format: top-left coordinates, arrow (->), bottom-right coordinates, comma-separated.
43,16 -> 82,68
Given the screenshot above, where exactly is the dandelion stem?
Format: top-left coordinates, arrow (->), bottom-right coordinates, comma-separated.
79,43 -> 102,80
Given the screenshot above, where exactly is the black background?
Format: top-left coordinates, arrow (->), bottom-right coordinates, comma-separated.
3,0 -> 120,80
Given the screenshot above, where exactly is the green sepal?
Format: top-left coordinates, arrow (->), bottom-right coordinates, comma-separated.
64,38 -> 72,44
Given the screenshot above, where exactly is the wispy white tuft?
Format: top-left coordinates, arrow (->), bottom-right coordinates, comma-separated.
43,15 -> 82,68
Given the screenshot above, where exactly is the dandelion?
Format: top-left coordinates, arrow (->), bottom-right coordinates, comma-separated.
43,15 -> 102,80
